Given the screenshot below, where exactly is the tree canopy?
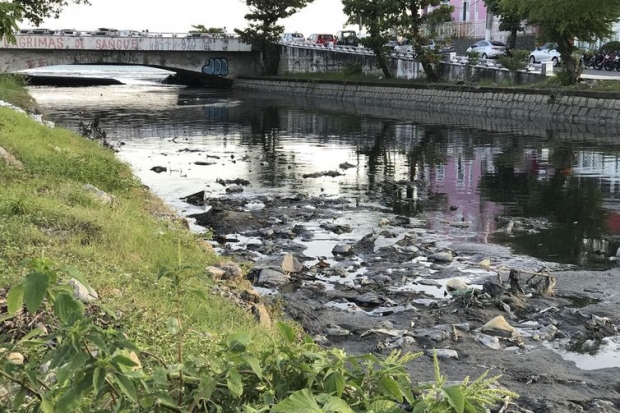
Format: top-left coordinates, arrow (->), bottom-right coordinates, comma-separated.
191,25 -> 225,34
342,0 -> 453,80
482,0 -> 524,50
0,0 -> 90,42
500,0 -> 620,84
235,0 -> 314,45
16,0 -> 90,26
235,0 -> 314,74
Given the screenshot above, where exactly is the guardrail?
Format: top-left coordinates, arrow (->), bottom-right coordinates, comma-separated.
278,40 -> 549,74
15,31 -> 240,39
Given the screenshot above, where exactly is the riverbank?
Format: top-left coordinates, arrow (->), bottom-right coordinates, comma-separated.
233,76 -> 620,126
0,75 -> 513,412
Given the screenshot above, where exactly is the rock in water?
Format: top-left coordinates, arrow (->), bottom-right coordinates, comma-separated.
279,253 -> 303,273
481,315 -> 516,338
150,166 -> 167,173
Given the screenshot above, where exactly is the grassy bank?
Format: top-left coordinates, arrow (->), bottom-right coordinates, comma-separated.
0,75 -> 516,412
278,69 -> 620,93
0,77 -> 270,358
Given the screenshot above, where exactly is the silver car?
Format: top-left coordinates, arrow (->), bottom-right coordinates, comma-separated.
466,40 -> 507,59
281,32 -> 305,42
529,43 -> 561,66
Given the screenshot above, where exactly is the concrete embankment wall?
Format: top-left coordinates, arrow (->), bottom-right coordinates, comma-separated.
233,77 -> 620,125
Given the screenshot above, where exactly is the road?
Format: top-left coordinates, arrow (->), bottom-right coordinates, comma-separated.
581,68 -> 620,80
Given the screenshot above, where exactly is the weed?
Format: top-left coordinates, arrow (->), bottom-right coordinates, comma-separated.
497,49 -> 529,72
343,61 -> 363,76
466,50 -> 480,66
1,262 -> 518,411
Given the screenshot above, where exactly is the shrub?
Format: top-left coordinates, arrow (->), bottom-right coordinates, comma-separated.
343,61 -> 363,75
0,259 -> 519,412
599,41 -> 620,53
466,50 -> 480,66
497,49 -> 530,71
553,67 -> 575,86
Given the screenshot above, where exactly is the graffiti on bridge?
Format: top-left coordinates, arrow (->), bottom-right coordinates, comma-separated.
202,57 -> 229,77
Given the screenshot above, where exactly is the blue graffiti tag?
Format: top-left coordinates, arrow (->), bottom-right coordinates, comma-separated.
202,57 -> 229,77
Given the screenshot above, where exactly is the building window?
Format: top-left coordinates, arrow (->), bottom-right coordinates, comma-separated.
462,0 -> 470,21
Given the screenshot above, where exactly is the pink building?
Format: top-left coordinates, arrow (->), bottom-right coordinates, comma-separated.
425,0 -> 488,23
448,0 -> 488,23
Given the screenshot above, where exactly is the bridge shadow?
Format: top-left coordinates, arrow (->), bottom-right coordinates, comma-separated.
161,68 -> 233,88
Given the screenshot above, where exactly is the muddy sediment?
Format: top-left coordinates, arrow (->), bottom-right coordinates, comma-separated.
182,188 -> 620,413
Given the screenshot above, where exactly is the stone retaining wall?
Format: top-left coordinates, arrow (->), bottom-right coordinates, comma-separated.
233,77 -> 620,125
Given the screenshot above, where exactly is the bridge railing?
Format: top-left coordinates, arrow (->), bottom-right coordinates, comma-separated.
15,30 -> 241,39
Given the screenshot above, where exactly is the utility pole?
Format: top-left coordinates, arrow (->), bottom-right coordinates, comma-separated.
484,8 -> 493,41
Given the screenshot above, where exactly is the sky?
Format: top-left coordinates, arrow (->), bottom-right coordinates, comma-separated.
35,0 -> 355,36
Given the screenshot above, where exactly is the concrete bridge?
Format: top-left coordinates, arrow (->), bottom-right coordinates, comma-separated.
0,34 -> 262,85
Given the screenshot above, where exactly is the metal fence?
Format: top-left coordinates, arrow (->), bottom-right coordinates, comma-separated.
427,20 -> 537,42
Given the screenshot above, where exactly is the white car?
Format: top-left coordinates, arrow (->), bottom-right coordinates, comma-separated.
394,39 -> 437,53
281,32 -> 305,43
529,43 -> 561,66
466,40 -> 507,59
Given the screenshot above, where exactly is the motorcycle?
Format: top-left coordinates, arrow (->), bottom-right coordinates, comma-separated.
581,51 -> 604,69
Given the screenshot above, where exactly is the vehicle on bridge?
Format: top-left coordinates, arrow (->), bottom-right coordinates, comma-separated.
186,32 -> 213,38
307,33 -> 335,47
55,29 -> 80,36
90,28 -> 119,37
282,32 -> 305,43
19,28 -> 52,35
335,30 -> 360,47
118,30 -> 146,37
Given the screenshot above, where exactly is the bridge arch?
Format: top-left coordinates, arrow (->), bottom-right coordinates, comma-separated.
0,34 -> 261,85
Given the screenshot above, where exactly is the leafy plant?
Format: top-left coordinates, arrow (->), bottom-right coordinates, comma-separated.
466,50 -> 480,67
1,259 -> 519,412
343,61 -> 363,76
553,67 -> 575,86
599,41 -> 620,53
497,49 -> 530,71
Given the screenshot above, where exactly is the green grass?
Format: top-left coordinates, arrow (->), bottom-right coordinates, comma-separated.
0,74 -> 39,112
279,69 -> 620,93
0,102 -> 274,359
277,71 -> 428,84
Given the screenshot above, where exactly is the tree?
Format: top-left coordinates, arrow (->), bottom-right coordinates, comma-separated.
342,0 -> 453,81
0,0 -> 90,43
342,0 -> 398,78
235,0 -> 314,75
0,3 -> 22,43
482,0 -> 525,50
500,0 -> 620,84
15,0 -> 90,26
395,0 -> 453,82
191,25 -> 225,34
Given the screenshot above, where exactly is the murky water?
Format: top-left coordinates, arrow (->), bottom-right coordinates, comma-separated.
26,74 -> 620,270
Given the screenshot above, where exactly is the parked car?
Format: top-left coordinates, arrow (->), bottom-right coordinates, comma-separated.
19,28 -> 52,35
385,36 -> 399,49
334,30 -> 359,47
307,33 -> 335,47
529,43 -> 561,66
91,28 -> 119,36
394,38 -> 434,53
55,29 -> 79,36
282,32 -> 305,42
186,32 -> 213,38
119,30 -> 146,37
466,40 -> 507,59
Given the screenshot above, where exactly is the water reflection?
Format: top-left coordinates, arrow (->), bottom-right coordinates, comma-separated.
27,85 -> 620,268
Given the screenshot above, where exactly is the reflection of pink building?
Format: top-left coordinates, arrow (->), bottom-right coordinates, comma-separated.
426,148 -> 502,242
